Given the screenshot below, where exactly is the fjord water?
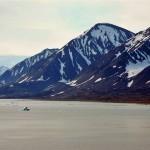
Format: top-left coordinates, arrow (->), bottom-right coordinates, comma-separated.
0,100 -> 150,150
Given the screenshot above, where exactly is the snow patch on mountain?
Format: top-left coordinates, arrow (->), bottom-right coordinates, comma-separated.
90,24 -> 130,47
75,76 -> 94,87
38,75 -> 44,81
18,77 -> 29,83
57,91 -> 64,95
126,58 -> 150,78
69,49 -> 74,65
125,28 -> 150,52
67,80 -> 78,86
95,77 -> 102,83
76,50 -> 91,65
146,80 -> 150,84
116,51 -> 121,57
128,80 -> 133,87
77,63 -> 82,72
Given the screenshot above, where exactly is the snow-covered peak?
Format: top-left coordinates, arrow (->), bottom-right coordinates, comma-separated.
60,23 -> 134,66
89,23 -> 134,44
143,27 -> 150,35
125,27 -> 150,52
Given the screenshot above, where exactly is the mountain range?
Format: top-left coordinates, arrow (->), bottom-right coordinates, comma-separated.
0,23 -> 149,102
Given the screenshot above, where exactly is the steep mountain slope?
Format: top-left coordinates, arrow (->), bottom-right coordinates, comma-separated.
55,27 -> 150,99
0,66 -> 8,76
0,23 -> 134,85
0,48 -> 58,84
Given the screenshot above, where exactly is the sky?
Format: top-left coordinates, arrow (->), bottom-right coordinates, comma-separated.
0,0 -> 149,56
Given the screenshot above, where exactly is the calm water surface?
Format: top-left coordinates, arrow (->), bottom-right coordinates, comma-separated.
0,99 -> 150,150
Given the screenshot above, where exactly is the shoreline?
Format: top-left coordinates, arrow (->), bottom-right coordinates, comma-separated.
0,97 -> 150,105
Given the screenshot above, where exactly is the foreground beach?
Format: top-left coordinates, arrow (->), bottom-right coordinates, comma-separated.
0,99 -> 150,150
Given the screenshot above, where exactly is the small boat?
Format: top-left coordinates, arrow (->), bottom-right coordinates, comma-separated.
23,107 -> 30,111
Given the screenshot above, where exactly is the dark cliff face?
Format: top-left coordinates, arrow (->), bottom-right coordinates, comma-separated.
58,27 -> 150,98
0,48 -> 58,84
2,24 -> 149,101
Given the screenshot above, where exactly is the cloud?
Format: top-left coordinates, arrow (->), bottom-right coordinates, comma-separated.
0,0 -> 149,56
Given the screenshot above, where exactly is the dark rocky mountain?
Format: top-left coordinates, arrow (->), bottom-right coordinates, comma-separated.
0,48 -> 58,84
0,23 -> 134,86
50,27 -> 150,100
1,23 -> 150,102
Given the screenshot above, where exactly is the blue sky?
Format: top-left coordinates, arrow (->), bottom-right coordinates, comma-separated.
0,0 -> 149,56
